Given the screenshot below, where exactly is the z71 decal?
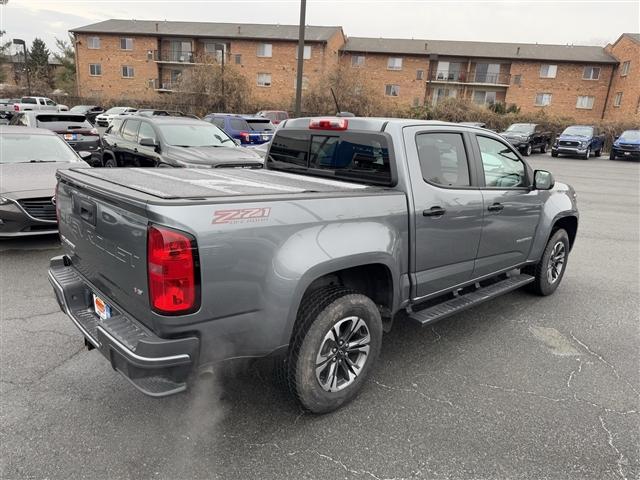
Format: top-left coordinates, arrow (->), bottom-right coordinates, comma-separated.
213,207 -> 272,224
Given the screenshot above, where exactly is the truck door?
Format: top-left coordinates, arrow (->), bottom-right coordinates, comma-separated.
470,133 -> 543,277
403,127 -> 484,298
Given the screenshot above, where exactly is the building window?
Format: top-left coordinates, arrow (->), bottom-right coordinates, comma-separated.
621,61 -> 630,76
257,43 -> 272,58
416,69 -> 424,80
120,38 -> 134,50
613,92 -> 623,107
257,73 -> 272,87
385,84 -> 400,96
387,57 -> 403,70
583,66 -> 600,80
576,95 -> 595,109
534,93 -> 552,106
295,45 -> 312,60
122,66 -> 135,78
512,74 -> 522,85
473,90 -> 497,105
293,76 -> 309,90
87,36 -> 100,49
539,64 -> 557,78
89,64 -> 101,76
235,54 -> 242,65
351,55 -> 365,67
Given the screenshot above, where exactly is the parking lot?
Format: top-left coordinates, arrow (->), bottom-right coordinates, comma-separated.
1,153 -> 638,479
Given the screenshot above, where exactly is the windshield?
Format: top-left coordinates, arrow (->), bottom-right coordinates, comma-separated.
157,123 -> 234,147
506,124 -> 534,134
247,119 -> 275,132
562,126 -> 593,137
105,107 -> 128,114
619,130 -> 640,141
0,133 -> 81,163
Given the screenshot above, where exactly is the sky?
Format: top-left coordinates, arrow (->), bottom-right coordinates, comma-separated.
1,0 -> 638,55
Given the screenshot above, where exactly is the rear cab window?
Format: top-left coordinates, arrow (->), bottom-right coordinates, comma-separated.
268,129 -> 394,186
35,115 -> 92,131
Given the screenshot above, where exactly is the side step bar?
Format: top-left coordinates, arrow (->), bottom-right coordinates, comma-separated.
408,273 -> 534,326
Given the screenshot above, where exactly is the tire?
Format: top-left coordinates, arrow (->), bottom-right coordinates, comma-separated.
524,228 -> 570,296
285,286 -> 382,414
551,151 -> 558,158
584,147 -> 591,160
595,148 -> 601,157
540,142 -> 547,153
524,144 -> 532,156
103,155 -> 118,168
609,152 -> 616,160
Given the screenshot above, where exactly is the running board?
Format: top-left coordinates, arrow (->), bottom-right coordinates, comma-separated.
408,274 -> 534,326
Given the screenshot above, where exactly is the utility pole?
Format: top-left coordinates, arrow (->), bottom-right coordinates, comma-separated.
12,39 -> 31,95
294,0 -> 306,117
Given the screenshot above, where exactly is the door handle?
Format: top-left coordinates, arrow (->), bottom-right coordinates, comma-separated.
423,206 -> 446,217
133,148 -> 138,153
488,202 -> 504,212
113,143 -> 118,148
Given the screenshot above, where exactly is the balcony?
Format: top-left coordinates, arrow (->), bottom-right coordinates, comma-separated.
429,70 -> 511,86
150,79 -> 176,92
153,50 -> 196,64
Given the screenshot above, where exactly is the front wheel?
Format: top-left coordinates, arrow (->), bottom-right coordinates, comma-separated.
287,287 -> 382,414
540,143 -> 548,153
524,144 -> 532,156
525,229 -> 570,296
551,151 -> 558,158
103,156 -> 118,168
609,151 -> 616,160
595,148 -> 602,157
584,147 -> 591,160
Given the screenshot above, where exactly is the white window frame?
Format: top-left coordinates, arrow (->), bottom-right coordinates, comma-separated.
539,64 -> 557,78
621,61 -> 630,76
387,57 -> 403,71
295,45 -> 312,60
534,93 -> 552,106
120,37 -> 134,51
416,69 -> 424,80
89,63 -> 101,76
473,90 -> 497,105
613,92 -> 623,107
121,65 -> 135,78
87,36 -> 100,49
257,73 -> 272,87
257,43 -> 272,58
582,66 -> 600,80
351,55 -> 365,67
576,95 -> 595,109
385,84 -> 400,96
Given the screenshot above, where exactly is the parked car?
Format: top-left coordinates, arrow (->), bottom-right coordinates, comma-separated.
100,116 -> 263,168
551,125 -> 605,159
500,123 -> 551,156
0,126 -> 89,237
12,96 -> 68,113
95,107 -> 137,127
204,113 -> 273,145
134,109 -> 193,118
0,98 -> 20,124
69,105 -> 104,124
459,121 -> 487,128
9,111 -> 101,164
609,129 -> 640,161
48,116 -> 578,413
256,110 -> 289,125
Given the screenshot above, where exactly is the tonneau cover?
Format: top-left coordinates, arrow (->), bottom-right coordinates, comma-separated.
71,167 -> 373,199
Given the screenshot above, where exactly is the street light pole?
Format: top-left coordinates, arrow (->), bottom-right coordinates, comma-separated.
12,39 -> 31,95
294,0 -> 306,117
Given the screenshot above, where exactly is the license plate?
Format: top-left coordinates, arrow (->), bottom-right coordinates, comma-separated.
624,151 -> 631,156
93,294 -> 111,320
64,133 -> 78,141
262,135 -> 269,141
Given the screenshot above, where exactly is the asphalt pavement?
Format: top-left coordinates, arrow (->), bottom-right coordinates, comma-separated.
1,153 -> 638,479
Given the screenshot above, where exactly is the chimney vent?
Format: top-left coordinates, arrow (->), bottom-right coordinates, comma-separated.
238,26 -> 241,34
424,42 -> 428,51
516,46 -> 520,55
155,22 -> 159,32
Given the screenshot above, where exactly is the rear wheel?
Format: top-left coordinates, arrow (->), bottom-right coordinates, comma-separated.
595,148 -> 602,157
525,229 -> 570,296
103,155 -> 117,168
285,286 -> 382,414
540,143 -> 548,153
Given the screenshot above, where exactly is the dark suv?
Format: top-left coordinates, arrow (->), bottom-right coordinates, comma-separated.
100,116 -> 263,168
204,114 -> 273,145
500,123 -> 552,156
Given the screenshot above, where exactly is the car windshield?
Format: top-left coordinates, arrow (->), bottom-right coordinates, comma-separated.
506,124 -> 534,134
619,130 -> 640,141
562,126 -> 593,137
246,119 -> 274,132
105,107 -> 128,114
158,123 -> 234,147
0,133 -> 81,163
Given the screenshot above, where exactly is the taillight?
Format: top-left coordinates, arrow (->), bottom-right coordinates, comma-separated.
90,128 -> 99,135
54,182 -> 61,225
239,131 -> 251,143
147,225 -> 200,315
13,104 -> 19,111
309,118 -> 348,130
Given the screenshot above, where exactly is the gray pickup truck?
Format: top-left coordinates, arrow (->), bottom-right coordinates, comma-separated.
49,117 -> 578,413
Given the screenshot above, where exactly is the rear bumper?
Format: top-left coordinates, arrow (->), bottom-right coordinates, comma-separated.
48,255 -> 199,397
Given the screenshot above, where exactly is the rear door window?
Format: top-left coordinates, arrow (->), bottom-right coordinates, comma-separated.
21,97 -> 37,104
106,118 -> 124,135
121,119 -> 141,142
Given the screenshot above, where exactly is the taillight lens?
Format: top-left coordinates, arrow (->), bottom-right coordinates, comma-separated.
147,225 -> 200,315
90,128 -> 99,135
54,182 -> 61,225
239,131 -> 250,143
309,118 -> 348,130
13,104 -> 19,111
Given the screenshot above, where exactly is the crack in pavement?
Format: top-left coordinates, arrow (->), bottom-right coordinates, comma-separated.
566,358 -> 585,388
1,309 -> 64,323
371,379 -> 454,408
598,416 -> 628,480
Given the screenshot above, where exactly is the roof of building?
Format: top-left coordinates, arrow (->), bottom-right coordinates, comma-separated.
342,37 -> 618,64
70,19 -> 342,43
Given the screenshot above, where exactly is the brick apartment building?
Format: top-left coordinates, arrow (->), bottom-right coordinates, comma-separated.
70,19 -> 639,122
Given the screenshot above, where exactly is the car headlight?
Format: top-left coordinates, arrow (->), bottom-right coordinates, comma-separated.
0,196 -> 11,205
580,141 -> 588,148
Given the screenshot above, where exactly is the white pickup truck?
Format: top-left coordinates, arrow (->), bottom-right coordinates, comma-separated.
13,96 -> 68,112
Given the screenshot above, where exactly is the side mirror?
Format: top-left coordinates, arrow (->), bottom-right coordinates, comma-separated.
234,138 -> 242,146
140,137 -> 157,147
614,134 -> 620,139
78,151 -> 93,160
534,170 -> 554,190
